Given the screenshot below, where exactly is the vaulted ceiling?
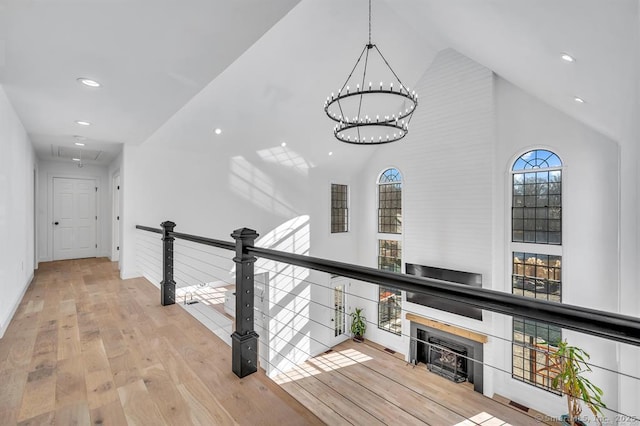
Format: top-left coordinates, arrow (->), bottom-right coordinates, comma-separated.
1,0 -> 638,167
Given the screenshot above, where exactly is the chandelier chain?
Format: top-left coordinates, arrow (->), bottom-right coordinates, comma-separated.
356,48 -> 371,142
368,0 -> 372,45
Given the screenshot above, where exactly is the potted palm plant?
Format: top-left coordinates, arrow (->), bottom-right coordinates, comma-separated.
350,308 -> 367,342
550,340 -> 606,425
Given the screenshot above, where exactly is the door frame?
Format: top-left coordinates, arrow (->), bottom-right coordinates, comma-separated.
111,170 -> 121,263
48,173 -> 101,261
329,276 -> 350,346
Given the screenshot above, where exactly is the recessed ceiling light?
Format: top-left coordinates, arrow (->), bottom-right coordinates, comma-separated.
574,96 -> 585,103
281,142 -> 287,147
77,78 -> 101,88
72,158 -> 81,161
561,53 -> 575,62
328,151 -> 333,156
75,120 -> 91,126
74,142 -> 85,146
214,128 -> 222,135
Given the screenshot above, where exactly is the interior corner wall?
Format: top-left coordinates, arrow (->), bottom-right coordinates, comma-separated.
119,139 -> 313,278
0,85 -> 36,338
36,160 -> 111,262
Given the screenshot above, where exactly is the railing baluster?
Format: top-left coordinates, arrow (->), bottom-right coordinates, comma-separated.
160,221 -> 176,306
230,228 -> 260,378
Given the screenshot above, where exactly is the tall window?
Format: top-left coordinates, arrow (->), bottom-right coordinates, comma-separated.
331,184 -> 349,233
378,168 -> 402,234
511,149 -> 562,392
377,168 -> 402,335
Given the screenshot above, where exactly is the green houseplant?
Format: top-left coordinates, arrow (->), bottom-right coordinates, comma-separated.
350,308 -> 367,342
550,340 -> 606,425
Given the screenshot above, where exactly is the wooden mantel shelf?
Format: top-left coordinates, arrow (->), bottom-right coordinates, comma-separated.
406,313 -> 489,344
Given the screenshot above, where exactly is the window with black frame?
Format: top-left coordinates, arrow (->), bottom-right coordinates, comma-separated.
378,168 -> 402,234
510,149 -> 563,393
378,239 -> 402,334
331,184 -> 348,233
376,167 -> 403,335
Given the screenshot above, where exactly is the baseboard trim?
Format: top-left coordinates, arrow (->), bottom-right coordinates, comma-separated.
0,272 -> 34,339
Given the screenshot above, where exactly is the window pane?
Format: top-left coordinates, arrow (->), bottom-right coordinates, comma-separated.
378,287 -> 401,335
378,240 -> 402,335
331,184 -> 349,233
378,182 -> 402,234
512,318 -> 562,393
512,253 -> 562,303
513,150 -> 563,171
512,167 -> 561,244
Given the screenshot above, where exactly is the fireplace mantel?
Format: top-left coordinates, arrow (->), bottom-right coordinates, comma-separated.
406,313 -> 488,344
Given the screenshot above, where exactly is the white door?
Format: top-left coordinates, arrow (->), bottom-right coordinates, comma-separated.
330,277 -> 349,346
112,173 -> 120,262
53,177 -> 97,260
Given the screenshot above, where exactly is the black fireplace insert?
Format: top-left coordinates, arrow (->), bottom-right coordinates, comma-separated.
426,337 -> 468,383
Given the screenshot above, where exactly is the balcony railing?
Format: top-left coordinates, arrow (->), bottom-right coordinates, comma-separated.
136,221 -> 640,424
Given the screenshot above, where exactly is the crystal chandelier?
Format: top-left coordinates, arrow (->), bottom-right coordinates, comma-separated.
324,0 -> 418,145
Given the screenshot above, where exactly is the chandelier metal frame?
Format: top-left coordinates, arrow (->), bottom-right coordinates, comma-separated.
324,0 -> 418,145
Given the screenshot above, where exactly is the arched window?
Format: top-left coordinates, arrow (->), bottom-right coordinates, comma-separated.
378,168 -> 402,234
510,149 -> 563,393
377,168 -> 402,335
512,149 -> 562,245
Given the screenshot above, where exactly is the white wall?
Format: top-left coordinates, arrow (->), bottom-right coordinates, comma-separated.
492,77 -> 621,416
326,49 -> 495,356
37,160 -> 111,261
0,86 -> 36,338
119,134 -> 321,372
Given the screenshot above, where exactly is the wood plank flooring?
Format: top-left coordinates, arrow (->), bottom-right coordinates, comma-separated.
275,340 -> 550,426
0,258 -> 321,425
1,257 -> 553,426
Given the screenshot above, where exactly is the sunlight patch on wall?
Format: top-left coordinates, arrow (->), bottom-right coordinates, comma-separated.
256,145 -> 315,176
256,215 -> 310,303
229,155 -> 297,217
254,215 -> 313,377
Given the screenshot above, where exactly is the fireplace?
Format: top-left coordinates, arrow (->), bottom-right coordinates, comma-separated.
412,325 -> 484,393
426,337 -> 468,383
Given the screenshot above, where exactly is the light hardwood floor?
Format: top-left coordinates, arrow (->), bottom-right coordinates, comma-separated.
1,258 -> 552,426
275,339 -> 549,426
0,258 -> 321,425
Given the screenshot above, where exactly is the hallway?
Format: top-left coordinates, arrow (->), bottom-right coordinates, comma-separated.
0,258 -> 320,425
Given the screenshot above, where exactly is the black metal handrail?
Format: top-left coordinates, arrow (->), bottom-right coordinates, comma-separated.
249,245 -> 640,346
136,225 -> 163,234
171,230 -> 236,251
136,223 -> 640,348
